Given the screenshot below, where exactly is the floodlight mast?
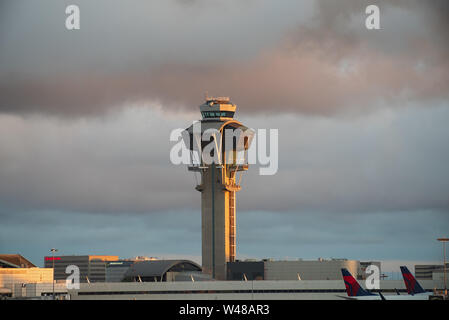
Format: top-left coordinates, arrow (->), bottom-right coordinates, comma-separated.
437,238 -> 449,293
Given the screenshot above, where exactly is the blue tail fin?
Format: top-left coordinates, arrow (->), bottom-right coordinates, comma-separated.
341,268 -> 376,296
400,266 -> 426,295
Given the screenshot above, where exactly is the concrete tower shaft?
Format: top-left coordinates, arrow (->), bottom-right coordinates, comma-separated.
185,97 -> 254,280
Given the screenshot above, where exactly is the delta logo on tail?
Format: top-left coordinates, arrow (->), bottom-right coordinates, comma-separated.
338,267 -> 431,300
400,266 -> 426,295
341,268 -> 376,297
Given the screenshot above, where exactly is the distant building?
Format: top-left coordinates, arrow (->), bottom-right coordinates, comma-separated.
0,254 -> 36,268
122,260 -> 204,282
15,282 -> 68,300
122,256 -> 159,262
432,271 -> 446,281
0,266 -> 69,299
227,259 -> 364,281
415,263 -> 448,280
0,254 -> 69,299
0,267 -> 53,298
106,257 -> 161,282
106,261 -> 135,282
226,261 -> 264,281
44,255 -> 118,283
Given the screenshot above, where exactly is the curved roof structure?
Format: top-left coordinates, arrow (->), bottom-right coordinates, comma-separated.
123,260 -> 202,280
0,254 -> 36,268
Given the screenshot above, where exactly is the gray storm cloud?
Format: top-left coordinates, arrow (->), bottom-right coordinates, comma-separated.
0,1 -> 448,215
1,1 -> 448,264
0,106 -> 448,215
0,0 -> 448,117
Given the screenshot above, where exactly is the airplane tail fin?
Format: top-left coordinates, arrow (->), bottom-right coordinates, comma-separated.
341,268 -> 375,296
400,266 -> 426,295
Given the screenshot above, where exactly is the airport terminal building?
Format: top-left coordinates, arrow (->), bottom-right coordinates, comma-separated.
68,278 -> 444,300
1,254 -> 447,300
44,255 -> 119,283
226,259 -> 363,281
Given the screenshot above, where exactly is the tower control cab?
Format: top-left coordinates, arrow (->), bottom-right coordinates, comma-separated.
200,97 -> 236,121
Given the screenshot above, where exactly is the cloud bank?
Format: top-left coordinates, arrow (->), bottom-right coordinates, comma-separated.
1,0 -> 448,117
1,1 -> 448,263
0,106 -> 448,215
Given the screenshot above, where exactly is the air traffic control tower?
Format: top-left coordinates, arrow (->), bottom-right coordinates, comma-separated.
184,97 -> 254,280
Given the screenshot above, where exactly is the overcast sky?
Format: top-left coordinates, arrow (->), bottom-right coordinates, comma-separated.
0,0 -> 448,271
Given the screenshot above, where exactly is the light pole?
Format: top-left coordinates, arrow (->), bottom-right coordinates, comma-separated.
50,248 -> 58,300
437,238 -> 448,294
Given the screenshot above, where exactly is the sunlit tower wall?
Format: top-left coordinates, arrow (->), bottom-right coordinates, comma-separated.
184,97 -> 254,280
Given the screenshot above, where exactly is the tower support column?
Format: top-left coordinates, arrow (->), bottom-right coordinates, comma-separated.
201,166 -> 232,280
